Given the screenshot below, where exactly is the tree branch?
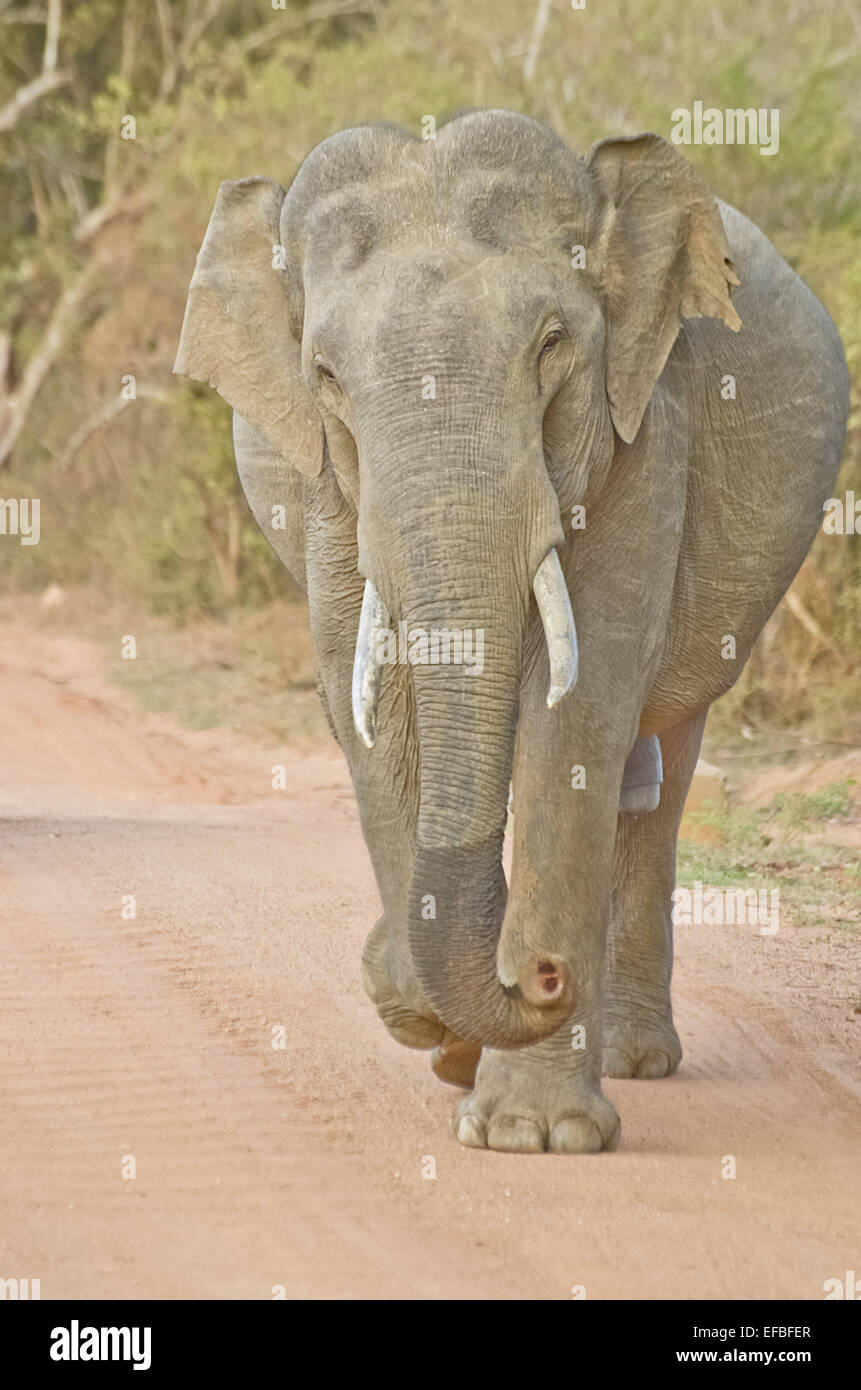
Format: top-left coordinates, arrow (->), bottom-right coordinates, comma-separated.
0,66 -> 70,132
42,0 -> 60,71
103,0 -> 139,195
0,257 -> 101,468
154,0 -> 178,98
238,0 -> 373,55
782,586 -> 853,671
57,385 -> 172,472
0,9 -> 50,25
0,0 -> 66,130
523,0 -> 552,81
160,0 -> 223,97
73,185 -> 152,244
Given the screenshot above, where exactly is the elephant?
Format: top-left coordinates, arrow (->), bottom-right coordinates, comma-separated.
174,110 -> 848,1153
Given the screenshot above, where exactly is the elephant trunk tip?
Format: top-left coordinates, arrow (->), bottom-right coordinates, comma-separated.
517,953 -> 572,1009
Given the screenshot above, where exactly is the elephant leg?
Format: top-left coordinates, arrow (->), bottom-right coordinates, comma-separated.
302,472 -> 446,1049
435,735 -> 666,1096
453,708 -> 634,1152
361,911 -> 451,1050
455,1025 -> 621,1154
454,713 -> 702,1141
429,1032 -> 483,1089
602,710 -> 707,1079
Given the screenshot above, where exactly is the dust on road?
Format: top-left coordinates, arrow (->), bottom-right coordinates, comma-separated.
0,621 -> 858,1299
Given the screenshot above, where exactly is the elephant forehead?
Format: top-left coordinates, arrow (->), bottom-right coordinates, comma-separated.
449,169 -> 591,248
303,168 -> 585,260
287,112 -> 598,259
300,189 -> 378,265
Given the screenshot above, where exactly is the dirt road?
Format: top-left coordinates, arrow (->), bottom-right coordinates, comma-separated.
1,621 -> 858,1299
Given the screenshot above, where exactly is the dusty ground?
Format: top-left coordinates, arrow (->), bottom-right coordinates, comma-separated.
0,617 -> 859,1300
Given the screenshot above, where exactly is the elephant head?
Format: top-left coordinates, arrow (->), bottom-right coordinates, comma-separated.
174,111 -> 739,1050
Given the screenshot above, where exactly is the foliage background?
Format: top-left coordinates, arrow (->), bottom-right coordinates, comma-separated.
0,0 -> 858,739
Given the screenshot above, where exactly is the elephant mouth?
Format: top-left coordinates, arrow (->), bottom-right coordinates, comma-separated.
351,546 -> 578,749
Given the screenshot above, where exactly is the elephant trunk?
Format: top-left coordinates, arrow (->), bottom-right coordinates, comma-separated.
405,624 -> 574,1048
353,549 -> 577,747
354,414 -> 577,1050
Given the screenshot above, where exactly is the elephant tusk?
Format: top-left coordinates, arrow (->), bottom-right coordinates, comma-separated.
352,579 -> 389,749
533,549 -> 579,709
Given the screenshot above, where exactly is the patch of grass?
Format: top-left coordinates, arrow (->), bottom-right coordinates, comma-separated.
679,783 -> 861,932
683,799 -> 765,855
770,779 -> 856,840
100,599 -> 329,746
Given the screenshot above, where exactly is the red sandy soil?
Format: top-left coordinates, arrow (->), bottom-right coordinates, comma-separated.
0,621 -> 858,1299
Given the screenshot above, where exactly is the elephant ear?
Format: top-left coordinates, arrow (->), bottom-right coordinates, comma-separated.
587,133 -> 741,445
173,176 -> 323,477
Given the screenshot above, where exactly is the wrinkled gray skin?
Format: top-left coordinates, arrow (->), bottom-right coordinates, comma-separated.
175,112 -> 848,1153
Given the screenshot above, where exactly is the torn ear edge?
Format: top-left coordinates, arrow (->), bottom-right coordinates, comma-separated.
587,132 -> 742,328
680,198 -> 742,332
586,134 -> 743,445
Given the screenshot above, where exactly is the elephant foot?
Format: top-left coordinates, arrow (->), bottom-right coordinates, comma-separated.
454,1050 -> 620,1154
431,1033 -> 481,1089
602,1022 -> 682,1079
361,917 -> 446,1049
374,996 -> 446,1049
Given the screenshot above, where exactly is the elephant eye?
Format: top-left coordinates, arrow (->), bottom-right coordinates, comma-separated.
539,329 -> 565,358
